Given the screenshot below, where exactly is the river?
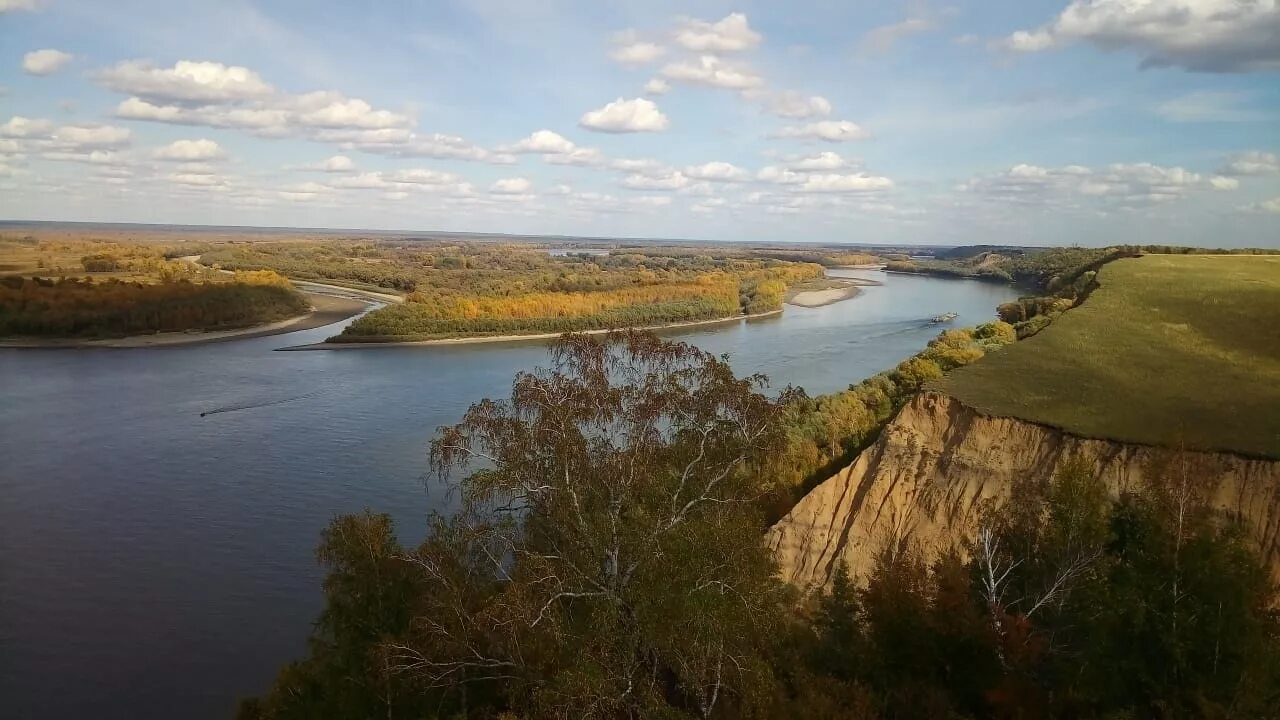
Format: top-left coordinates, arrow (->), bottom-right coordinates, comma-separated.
0,269 -> 1019,719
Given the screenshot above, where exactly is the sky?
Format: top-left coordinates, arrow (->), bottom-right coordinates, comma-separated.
0,0 -> 1277,247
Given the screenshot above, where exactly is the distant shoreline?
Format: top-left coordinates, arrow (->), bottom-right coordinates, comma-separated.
0,292 -> 370,349
278,309 -> 784,351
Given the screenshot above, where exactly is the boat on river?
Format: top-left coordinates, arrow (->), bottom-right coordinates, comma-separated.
930,312 -> 958,323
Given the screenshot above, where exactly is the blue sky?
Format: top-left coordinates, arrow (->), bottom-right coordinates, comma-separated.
1,0 -> 1277,246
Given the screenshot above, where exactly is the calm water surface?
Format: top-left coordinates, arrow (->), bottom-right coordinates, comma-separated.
0,270 -> 1018,719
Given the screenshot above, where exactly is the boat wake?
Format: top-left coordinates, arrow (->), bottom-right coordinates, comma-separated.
200,391 -> 321,417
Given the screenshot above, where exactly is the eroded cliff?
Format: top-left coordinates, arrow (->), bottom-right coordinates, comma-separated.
768,391 -> 1280,594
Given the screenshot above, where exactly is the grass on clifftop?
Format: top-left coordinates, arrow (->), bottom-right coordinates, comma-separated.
935,254 -> 1280,459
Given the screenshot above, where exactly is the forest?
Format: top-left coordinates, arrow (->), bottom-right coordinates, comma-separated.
0,235 -> 308,338
239,332 -> 1280,720
197,240 -> 827,341
0,273 -> 307,338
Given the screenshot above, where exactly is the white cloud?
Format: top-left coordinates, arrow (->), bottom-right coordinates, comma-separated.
795,173 -> 894,193
771,120 -> 871,142
786,152 -> 850,171
43,150 -> 128,166
546,147 -> 609,167
685,161 -> 747,182
997,0 -> 1280,73
643,78 -> 670,96
609,157 -> 669,175
1218,150 -> 1279,176
661,55 -> 763,90
760,92 -> 832,119
51,124 -> 131,149
631,195 -> 673,208
960,161 -> 1231,207
491,177 -> 533,194
1242,197 -> 1280,214
1001,29 -> 1055,52
579,97 -> 670,133
322,155 -> 355,172
757,166 -> 805,185
169,172 -> 226,187
390,168 -> 461,185
97,60 -> 274,104
611,41 -> 666,66
292,93 -> 408,129
0,0 -> 40,12
153,138 -> 224,161
22,49 -> 73,76
501,129 -> 577,154
331,172 -> 391,189
674,13 -> 762,52
621,170 -> 690,191
0,116 -> 54,138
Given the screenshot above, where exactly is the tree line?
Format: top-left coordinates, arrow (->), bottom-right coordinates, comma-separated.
238,332 -> 1279,719
0,272 -> 306,338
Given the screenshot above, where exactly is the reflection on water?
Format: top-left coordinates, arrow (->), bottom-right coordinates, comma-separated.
0,269 -> 1018,720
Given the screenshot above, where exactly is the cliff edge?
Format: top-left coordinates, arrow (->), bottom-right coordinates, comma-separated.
768,391 -> 1280,594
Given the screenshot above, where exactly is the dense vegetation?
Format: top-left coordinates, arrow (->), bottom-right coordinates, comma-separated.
0,271 -> 307,338
0,235 -> 314,339
759,320 -> 1018,520
198,241 -> 828,341
939,255 -> 1280,458
241,333 -> 1280,719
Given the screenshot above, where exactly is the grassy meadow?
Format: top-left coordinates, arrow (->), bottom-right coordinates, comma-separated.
936,254 -> 1280,458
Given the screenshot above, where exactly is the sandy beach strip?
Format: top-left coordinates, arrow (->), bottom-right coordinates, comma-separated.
278,309 -> 784,351
786,285 -> 864,308
0,292 -> 370,349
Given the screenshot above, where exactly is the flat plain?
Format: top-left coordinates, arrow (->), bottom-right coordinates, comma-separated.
936,254 -> 1280,459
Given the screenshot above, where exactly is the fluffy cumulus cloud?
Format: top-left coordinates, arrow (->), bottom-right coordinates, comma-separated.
760,92 -> 833,119
786,152 -> 852,171
91,58 -> 523,165
321,155 -> 355,172
490,177 -> 533,194
674,13 -> 762,52
660,55 -> 763,90
621,170 -> 690,190
643,78 -> 670,95
501,129 -> 578,154
960,161 -> 1239,207
757,163 -> 892,192
771,120 -> 871,142
684,161 -> 747,182
153,138 -> 224,161
1242,197 -> 1280,214
1218,150 -> 1279,176
22,49 -> 73,76
794,173 -> 894,193
0,116 -> 55,138
0,0 -> 40,12
97,60 -> 275,104
609,31 -> 666,66
998,0 -> 1280,73
1,116 -> 133,167
579,97 -> 670,133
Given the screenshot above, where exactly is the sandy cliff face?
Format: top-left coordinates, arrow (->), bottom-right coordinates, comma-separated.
768,392 -> 1280,594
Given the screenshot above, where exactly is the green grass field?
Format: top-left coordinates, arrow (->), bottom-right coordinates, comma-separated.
935,254 -> 1280,459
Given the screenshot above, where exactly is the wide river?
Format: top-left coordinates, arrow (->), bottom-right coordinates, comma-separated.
0,269 -> 1018,719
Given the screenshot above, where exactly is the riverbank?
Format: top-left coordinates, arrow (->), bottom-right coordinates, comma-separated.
280,309 -> 784,350
0,292 -> 369,348
785,274 -> 881,308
